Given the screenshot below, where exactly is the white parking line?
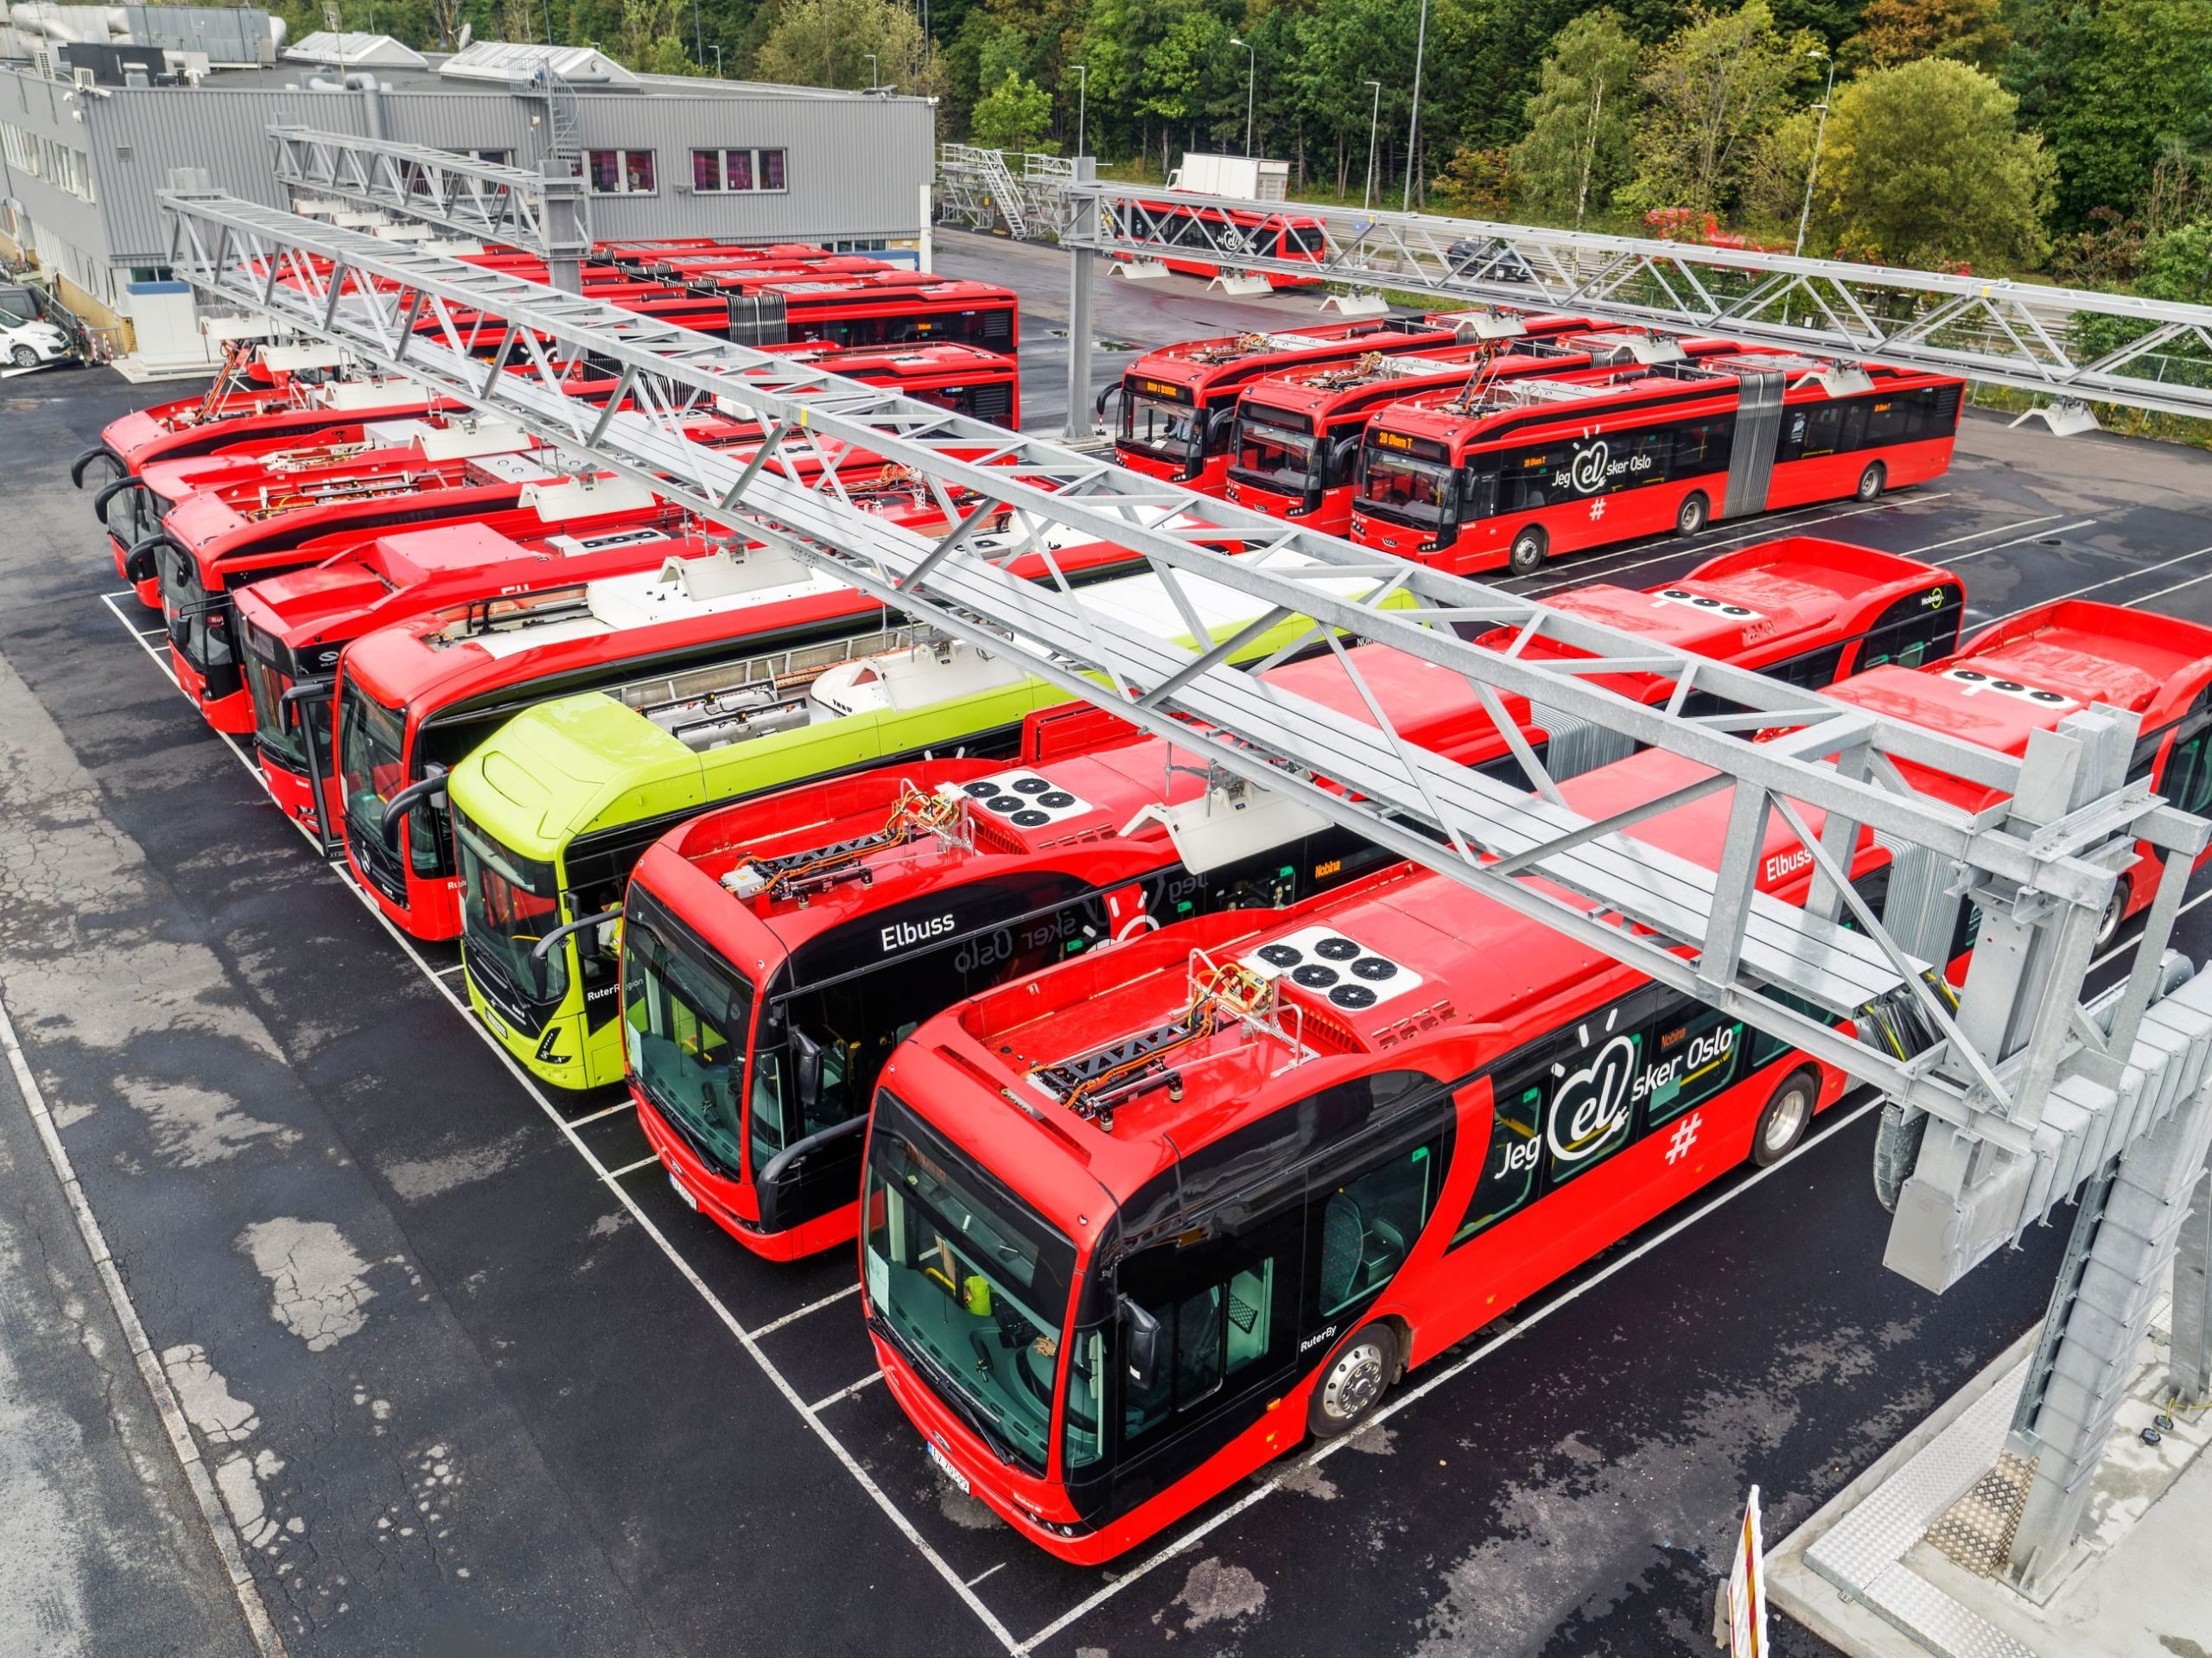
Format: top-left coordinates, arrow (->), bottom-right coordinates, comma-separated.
968,1563 -> 1007,1589
808,1372 -> 885,1412
1012,1095 -> 1884,1655
1941,518 -> 2098,562
1901,511 -> 2064,556
567,1099 -> 635,1128
1521,492 -> 1953,596
92,597 -> 1029,1656
606,1154 -> 662,1179
1978,543 -> 2212,631
2129,564 -> 2212,607
752,1281 -> 862,1339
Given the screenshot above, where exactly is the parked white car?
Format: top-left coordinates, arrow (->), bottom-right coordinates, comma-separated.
0,314 -> 73,368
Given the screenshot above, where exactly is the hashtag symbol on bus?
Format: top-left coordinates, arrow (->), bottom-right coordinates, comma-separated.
1589,498 -> 1606,521
1666,1114 -> 1700,1164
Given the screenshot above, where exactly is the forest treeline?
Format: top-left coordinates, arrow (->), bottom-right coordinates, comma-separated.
282,0 -> 2212,287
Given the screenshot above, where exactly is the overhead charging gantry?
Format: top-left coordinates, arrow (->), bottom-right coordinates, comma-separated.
162,187 -> 2212,1631
944,152 -> 2212,436
268,126 -> 591,290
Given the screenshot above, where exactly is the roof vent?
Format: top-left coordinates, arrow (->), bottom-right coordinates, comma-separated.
1243,925 -> 1427,1013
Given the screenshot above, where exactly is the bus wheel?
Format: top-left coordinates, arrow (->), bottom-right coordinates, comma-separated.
1675,492 -> 1710,537
1308,1322 -> 1398,1439
1751,1069 -> 1819,1167
1855,461 -> 1887,502
1507,527 -> 1548,577
2096,877 -> 2130,950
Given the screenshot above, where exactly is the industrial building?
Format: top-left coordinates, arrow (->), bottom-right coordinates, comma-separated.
0,8 -> 934,359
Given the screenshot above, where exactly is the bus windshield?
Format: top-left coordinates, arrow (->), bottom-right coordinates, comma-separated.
241,633 -> 319,774
1121,391 -> 1198,462
160,545 -> 227,676
622,912 -> 754,1178
864,1091 -> 1076,1475
1230,420 -> 1318,493
1357,450 -> 1455,526
339,688 -> 410,874
454,809 -> 566,1013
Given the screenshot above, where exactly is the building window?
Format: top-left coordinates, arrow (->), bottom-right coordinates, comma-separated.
690,148 -> 788,194
1,122 -> 35,175
587,149 -> 656,194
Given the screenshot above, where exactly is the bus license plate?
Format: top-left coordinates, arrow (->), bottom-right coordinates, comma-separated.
669,1172 -> 697,1210
927,1440 -> 969,1496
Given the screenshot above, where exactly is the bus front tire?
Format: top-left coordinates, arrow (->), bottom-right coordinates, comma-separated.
1507,527 -> 1548,577
1676,491 -> 1710,537
1855,461 -> 1887,502
1308,1322 -> 1398,1439
1751,1069 -> 1819,1167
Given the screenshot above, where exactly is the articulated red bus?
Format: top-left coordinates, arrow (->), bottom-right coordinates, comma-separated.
858,594 -> 2212,1562
1224,330 -> 1741,537
616,540 -> 1957,1258
1350,350 -> 1965,576
1108,199 -> 1330,287
138,435 -> 607,734
1110,314 -> 1587,493
334,521 -> 1159,942
233,511 -> 743,835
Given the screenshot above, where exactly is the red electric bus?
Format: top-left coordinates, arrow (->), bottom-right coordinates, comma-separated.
234,511 -> 753,835
333,523 -> 1175,942
80,368 -> 468,596
1350,349 -> 1965,576
139,435 -> 608,734
859,741 -> 1893,1562
1224,330 -> 1742,537
419,270 -> 1020,356
1108,198 -> 1331,287
616,540 -> 1959,1259
1824,600 -> 2212,951
1110,313 -> 1589,492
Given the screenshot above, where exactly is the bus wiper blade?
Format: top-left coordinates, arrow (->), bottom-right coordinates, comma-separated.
879,1316 -> 1016,1467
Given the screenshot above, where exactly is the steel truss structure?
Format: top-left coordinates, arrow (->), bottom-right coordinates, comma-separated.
269,126 -> 589,270
162,189 -> 2209,1296
940,156 -> 2212,421
935,145 -> 1084,241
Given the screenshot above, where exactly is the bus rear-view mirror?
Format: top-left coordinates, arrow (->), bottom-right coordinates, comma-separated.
1119,1295 -> 1162,1390
792,1028 -> 823,1111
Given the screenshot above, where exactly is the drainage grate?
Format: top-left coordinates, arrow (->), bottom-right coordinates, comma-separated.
1925,1452 -> 2035,1577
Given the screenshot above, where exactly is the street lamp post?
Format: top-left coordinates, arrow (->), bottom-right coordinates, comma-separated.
1363,79 -> 1382,211
1403,0 -> 1428,212
864,51 -> 879,92
1072,62 -> 1088,159
1795,46 -> 1837,257
1228,36 -> 1255,157
711,43 -> 723,76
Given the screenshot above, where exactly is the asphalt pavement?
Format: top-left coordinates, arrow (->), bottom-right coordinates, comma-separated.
3,248 -> 2212,1657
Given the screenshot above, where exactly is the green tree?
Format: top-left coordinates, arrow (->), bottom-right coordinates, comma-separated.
2002,0 -> 2212,227
1510,9 -> 1641,226
972,68 -> 1054,149
1840,0 -> 2005,70
2139,219 -> 2212,303
754,0 -> 925,88
1626,0 -> 1812,221
1814,56 -> 2053,267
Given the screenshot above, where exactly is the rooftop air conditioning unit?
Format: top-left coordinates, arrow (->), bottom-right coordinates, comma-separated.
73,67 -> 95,89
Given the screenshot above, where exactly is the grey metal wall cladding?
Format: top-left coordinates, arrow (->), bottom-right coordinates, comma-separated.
4,68 -> 932,266
2,70 -> 115,257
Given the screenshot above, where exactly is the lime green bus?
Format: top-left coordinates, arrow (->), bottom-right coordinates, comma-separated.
448,556 -> 1402,1090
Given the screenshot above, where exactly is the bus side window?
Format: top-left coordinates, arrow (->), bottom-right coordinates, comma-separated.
1311,1140 -> 1440,1318
2159,696 -> 2212,814
1118,1200 -> 1301,1446
1798,404 -> 1842,458
1635,1001 -> 1745,1128
1450,1074 -> 1543,1246
1748,985 -> 1834,1070
1839,401 -> 1869,452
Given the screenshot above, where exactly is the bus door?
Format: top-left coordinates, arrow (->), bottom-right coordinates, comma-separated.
750,874 -> 1109,1236
1720,369 -> 1786,518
